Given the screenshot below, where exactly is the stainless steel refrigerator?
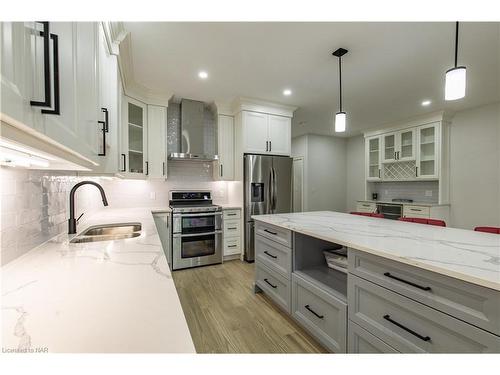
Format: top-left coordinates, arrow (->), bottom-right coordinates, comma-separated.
244,154 -> 293,262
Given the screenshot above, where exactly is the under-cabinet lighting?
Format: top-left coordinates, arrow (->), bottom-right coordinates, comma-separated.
0,147 -> 50,168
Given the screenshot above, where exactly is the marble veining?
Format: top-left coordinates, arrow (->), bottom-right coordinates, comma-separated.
252,211 -> 500,291
1,207 -> 195,353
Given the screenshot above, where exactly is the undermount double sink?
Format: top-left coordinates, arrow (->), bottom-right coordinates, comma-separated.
70,223 -> 142,243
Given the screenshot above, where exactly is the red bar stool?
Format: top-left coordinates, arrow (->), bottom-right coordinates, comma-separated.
474,226 -> 500,234
350,212 -> 385,218
399,217 -> 446,227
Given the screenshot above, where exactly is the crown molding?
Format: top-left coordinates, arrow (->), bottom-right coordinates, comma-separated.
231,97 -> 298,117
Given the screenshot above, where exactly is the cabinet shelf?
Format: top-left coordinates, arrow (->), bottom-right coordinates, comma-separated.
128,122 -> 143,129
129,149 -> 143,154
294,267 -> 347,302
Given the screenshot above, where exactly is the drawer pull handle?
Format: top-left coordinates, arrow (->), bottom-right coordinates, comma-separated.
383,315 -> 431,342
305,305 -> 324,319
410,208 -> 423,211
383,272 -> 432,291
227,213 -> 237,216
264,229 -> 278,235
264,251 -> 277,259
228,245 -> 237,248
264,278 -> 277,289
227,227 -> 237,230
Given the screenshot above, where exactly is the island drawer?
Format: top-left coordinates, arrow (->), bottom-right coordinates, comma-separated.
292,273 -> 347,353
348,321 -> 399,353
223,209 -> 241,220
255,234 -> 292,278
402,205 -> 430,218
255,221 -> 292,248
256,263 -> 291,313
356,201 -> 377,213
348,249 -> 500,336
223,219 -> 241,237
348,274 -> 500,353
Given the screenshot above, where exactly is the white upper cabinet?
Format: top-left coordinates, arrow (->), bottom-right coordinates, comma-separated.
267,114 -> 291,155
120,96 -> 148,178
416,123 -> 439,179
214,114 -> 234,181
242,111 -> 269,154
382,133 -> 397,163
147,105 -> 167,179
241,111 -> 291,156
381,129 -> 415,163
366,136 -> 381,181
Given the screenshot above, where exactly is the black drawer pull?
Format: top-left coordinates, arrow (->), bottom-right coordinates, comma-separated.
383,315 -> 431,342
30,22 -> 51,108
227,227 -> 237,230
264,229 -> 277,235
228,245 -> 237,248
263,278 -> 277,289
410,208 -> 423,211
227,213 -> 237,216
263,251 -> 277,259
305,305 -> 324,319
120,153 -> 126,172
145,161 -> 149,176
383,272 -> 432,291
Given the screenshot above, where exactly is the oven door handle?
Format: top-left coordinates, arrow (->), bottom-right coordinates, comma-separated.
173,231 -> 222,238
173,212 -> 222,218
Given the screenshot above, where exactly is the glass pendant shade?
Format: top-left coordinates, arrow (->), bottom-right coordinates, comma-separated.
335,111 -> 346,133
445,66 -> 466,101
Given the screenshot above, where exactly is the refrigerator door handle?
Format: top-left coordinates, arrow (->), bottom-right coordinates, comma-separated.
272,167 -> 277,213
268,168 -> 273,214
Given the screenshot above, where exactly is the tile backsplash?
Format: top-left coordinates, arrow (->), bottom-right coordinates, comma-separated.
1,161 -> 236,265
369,181 -> 439,203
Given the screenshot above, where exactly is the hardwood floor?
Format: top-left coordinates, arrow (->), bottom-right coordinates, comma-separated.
172,260 -> 328,353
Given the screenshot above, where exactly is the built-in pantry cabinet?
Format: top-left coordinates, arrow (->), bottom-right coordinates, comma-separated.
240,111 -> 291,156
214,114 -> 234,181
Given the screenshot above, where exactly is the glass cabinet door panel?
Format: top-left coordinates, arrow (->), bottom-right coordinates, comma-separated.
384,134 -> 396,161
400,130 -> 414,159
128,102 -> 144,174
418,126 -> 436,177
368,137 -> 380,178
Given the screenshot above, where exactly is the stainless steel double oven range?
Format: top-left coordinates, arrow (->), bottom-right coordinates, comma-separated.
170,191 -> 222,270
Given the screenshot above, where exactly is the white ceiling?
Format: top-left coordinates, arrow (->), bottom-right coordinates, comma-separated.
123,22 -> 500,137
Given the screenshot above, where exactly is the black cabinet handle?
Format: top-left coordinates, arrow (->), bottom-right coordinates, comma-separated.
101,108 -> 109,132
265,141 -> 269,152
30,22 -> 51,109
97,121 -> 106,156
162,162 -> 165,176
41,33 -> 60,115
269,141 -> 272,152
145,161 -> 149,176
228,245 -> 237,248
416,166 -> 418,177
263,278 -> 277,289
378,169 -> 381,178
305,305 -> 324,319
383,272 -> 431,291
227,213 -> 236,216
264,229 -> 277,235
121,153 -> 126,172
227,227 -> 237,230
220,164 -> 223,177
383,315 -> 431,342
263,251 -> 277,259
410,208 -> 422,212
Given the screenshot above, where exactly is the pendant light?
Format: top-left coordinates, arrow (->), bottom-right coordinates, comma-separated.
333,48 -> 348,132
445,22 -> 466,101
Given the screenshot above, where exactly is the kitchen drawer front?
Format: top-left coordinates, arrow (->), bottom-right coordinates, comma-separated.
255,221 -> 292,248
223,219 -> 241,238
348,274 -> 500,353
292,273 -> 347,353
255,234 -> 291,278
256,263 -> 290,313
224,236 -> 241,256
348,249 -> 500,336
356,202 -> 377,213
223,209 -> 241,220
403,205 -> 430,218
348,321 -> 399,353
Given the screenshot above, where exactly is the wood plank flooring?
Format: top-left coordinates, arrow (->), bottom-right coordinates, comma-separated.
172,260 -> 327,353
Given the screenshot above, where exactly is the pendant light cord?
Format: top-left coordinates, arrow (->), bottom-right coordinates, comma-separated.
339,56 -> 343,112
454,21 -> 459,67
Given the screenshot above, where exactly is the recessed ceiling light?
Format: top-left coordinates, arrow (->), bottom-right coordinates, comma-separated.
198,71 -> 208,79
421,100 -> 431,106
283,89 -> 292,96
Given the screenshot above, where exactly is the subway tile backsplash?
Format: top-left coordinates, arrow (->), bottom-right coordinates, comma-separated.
369,181 -> 439,203
1,162 -> 234,265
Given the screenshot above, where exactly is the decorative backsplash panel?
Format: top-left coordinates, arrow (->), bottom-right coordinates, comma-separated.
369,180 -> 439,203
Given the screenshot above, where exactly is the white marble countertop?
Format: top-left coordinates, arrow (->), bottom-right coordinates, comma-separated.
252,211 -> 500,291
1,207 -> 195,353
357,200 -> 449,207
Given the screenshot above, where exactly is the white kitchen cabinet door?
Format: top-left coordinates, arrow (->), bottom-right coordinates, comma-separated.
382,132 -> 397,162
268,114 -> 291,156
242,111 -> 268,154
397,128 -> 415,161
215,114 -> 234,180
366,136 -> 381,180
416,123 -> 439,179
121,96 -> 148,177
147,105 -> 167,179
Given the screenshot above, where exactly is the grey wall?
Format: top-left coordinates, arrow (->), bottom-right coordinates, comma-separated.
345,135 -> 365,212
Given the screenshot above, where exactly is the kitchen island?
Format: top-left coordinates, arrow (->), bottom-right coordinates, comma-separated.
252,211 -> 500,353
1,207 -> 195,353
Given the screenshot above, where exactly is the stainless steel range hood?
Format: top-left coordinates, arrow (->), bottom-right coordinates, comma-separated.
168,99 -> 218,161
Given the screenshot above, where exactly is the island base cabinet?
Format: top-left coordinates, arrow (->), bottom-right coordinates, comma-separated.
255,263 -> 291,313
348,274 -> 500,353
348,321 -> 399,353
291,273 -> 347,353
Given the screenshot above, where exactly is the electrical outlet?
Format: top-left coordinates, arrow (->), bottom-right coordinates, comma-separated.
425,190 -> 433,197
150,192 -> 156,200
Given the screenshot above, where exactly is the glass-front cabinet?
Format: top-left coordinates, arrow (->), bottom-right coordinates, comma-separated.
416,123 -> 439,179
382,133 -> 396,162
398,128 -> 415,161
121,96 -> 148,177
366,136 -> 381,180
